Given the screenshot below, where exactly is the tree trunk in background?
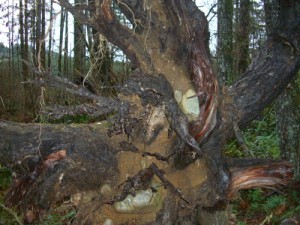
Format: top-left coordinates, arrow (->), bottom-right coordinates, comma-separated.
10,0 -> 15,72
264,0 -> 300,180
19,0 -> 34,116
217,0 -> 233,85
1,0 -> 300,224
58,7 -> 65,75
63,12 -> 69,77
7,0 -> 12,76
35,0 -> 42,67
41,0 -> 46,68
233,0 -> 250,79
275,74 -> 300,180
47,0 -> 53,69
19,0 -> 25,112
73,0 -> 86,80
263,0 -> 278,37
34,0 -> 46,68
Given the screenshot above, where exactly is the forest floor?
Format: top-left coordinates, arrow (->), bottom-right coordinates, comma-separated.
1,165 -> 299,225
0,108 -> 300,224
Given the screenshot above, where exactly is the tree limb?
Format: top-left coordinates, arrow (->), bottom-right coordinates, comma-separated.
228,161 -> 293,198
41,103 -> 115,120
233,121 -> 251,156
59,0 -> 152,69
228,10 -> 300,128
25,63 -> 128,117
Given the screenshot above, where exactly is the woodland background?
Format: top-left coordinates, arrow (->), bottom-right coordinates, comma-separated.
0,0 -> 299,224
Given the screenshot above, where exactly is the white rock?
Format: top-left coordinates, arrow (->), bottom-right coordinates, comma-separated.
113,187 -> 162,214
103,218 -> 113,225
181,89 -> 200,119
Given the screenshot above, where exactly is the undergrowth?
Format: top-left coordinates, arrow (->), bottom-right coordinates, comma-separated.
0,166 -> 21,225
226,106 -> 300,224
225,106 -> 280,158
232,187 -> 300,225
0,165 -> 77,224
0,106 -> 298,224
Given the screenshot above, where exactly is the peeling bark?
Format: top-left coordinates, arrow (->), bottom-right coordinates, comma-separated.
0,121 -> 119,212
1,0 -> 300,224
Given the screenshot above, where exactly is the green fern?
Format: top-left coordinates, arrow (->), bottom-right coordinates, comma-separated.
264,195 -> 286,212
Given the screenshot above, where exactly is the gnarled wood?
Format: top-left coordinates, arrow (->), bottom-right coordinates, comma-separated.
0,0 -> 300,224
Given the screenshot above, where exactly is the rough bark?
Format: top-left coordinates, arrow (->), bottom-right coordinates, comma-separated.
20,0 -> 34,114
35,0 -> 46,69
74,0 -> 86,80
264,0 -> 300,181
263,0 -> 278,38
0,121 -> 118,216
0,65 -> 297,224
47,0 -> 53,69
63,12 -> 69,76
275,74 -> 300,180
1,0 -> 299,224
217,0 -> 234,84
58,6 -> 65,75
233,0 -> 250,78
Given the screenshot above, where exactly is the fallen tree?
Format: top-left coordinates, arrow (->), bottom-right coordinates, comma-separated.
0,0 -> 299,224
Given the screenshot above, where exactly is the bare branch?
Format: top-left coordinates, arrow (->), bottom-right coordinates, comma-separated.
41,103 -> 117,120
233,121 -> 251,156
58,0 -> 152,69
57,0 -> 94,27
205,3 -> 217,19
24,62 -> 127,117
228,161 -> 293,199
28,69 -> 110,102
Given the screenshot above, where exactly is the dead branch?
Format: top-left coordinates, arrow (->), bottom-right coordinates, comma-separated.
227,161 -> 293,198
233,121 -> 251,156
58,0 -> 152,69
41,103 -> 117,120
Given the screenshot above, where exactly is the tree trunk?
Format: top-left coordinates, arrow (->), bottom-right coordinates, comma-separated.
264,0 -> 300,180
47,0 -> 53,69
73,0 -> 86,80
1,0 -> 300,224
58,7 -> 65,75
263,0 -> 278,37
20,0 -> 36,116
63,12 -> 69,77
217,0 -> 234,84
41,0 -> 46,68
35,0 -> 45,69
233,0 -> 250,78
275,73 -> 300,180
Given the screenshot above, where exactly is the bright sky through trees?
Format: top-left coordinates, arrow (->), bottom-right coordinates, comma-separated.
0,0 -> 217,54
